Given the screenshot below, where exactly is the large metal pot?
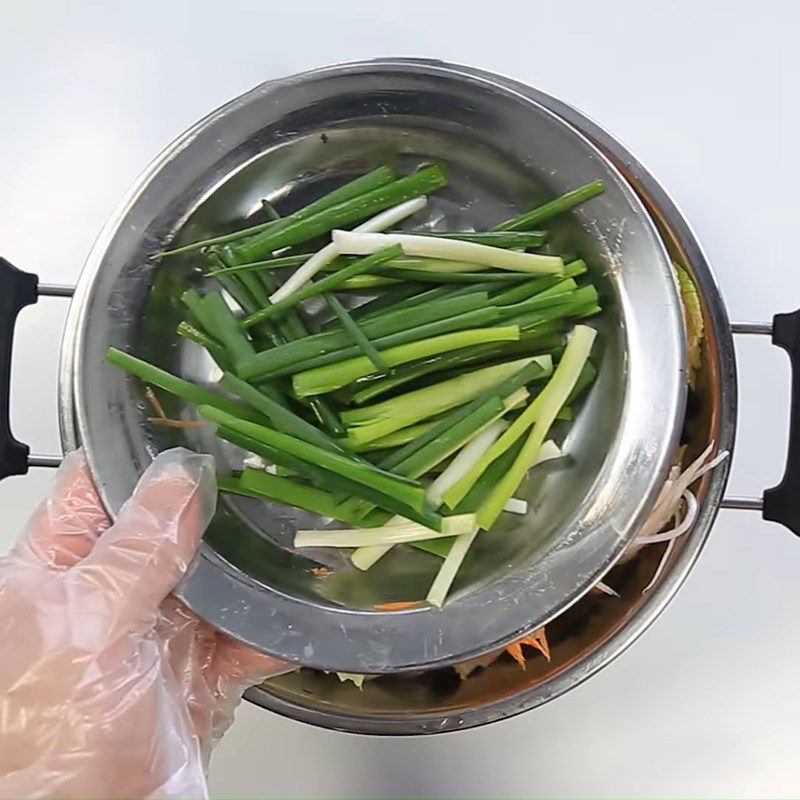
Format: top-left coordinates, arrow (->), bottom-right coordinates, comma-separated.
1,59 -> 797,733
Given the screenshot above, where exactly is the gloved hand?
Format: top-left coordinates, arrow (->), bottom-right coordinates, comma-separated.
0,448 -> 288,800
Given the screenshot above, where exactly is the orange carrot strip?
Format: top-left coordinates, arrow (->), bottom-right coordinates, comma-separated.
373,600 -> 424,611
145,386 -> 167,419
147,417 -> 206,428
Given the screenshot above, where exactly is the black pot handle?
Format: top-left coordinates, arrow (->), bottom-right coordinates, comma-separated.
0,258 -> 39,480
762,310 -> 800,535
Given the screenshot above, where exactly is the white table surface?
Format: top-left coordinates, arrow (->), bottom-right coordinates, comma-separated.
2,1 -> 800,797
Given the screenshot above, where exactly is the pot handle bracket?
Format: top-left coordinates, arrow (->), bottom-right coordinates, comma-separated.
729,313 -> 800,534
763,310 -> 800,535
0,257 -> 67,480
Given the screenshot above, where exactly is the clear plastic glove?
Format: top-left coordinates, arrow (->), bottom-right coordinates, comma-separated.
0,448 -> 288,799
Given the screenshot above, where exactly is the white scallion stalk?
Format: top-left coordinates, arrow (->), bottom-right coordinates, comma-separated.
427,420 -> 508,508
332,230 -> 564,275
350,389 -> 532,572
426,529 -> 479,608
503,498 -> 528,514
350,543 -> 391,571
476,325 -> 597,530
269,197 -> 427,302
296,513 -> 476,549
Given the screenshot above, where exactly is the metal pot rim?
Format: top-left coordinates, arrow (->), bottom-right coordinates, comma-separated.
240,60 -> 736,734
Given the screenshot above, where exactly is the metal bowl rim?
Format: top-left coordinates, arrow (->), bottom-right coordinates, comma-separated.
58,57 -> 692,676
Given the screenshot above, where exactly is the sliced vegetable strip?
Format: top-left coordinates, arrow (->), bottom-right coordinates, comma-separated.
324,293 -> 388,372
224,165 -> 446,265
270,196 -> 427,303
379,358 -> 550,472
238,292 -> 488,379
292,326 -> 522,397
295,514 -> 476,548
219,471 -> 377,525
106,348 -> 264,423
214,423 -> 442,530
495,181 -> 605,231
241,245 -> 403,328
276,306 -> 500,379
476,325 -> 597,529
342,357 -> 546,432
332,230 -> 564,274
426,529 -> 478,608
198,406 -> 425,505
218,373 -> 347,456
201,291 -> 255,363
443,330 -> 597,510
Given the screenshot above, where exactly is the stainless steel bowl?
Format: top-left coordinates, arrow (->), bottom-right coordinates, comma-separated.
58,60 -> 687,674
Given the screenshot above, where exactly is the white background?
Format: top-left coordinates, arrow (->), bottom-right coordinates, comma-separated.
2,1 -> 800,797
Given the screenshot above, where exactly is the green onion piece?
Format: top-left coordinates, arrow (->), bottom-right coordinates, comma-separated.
270,306 -> 500,380
176,321 -> 230,369
181,289 -> 221,338
303,515 -> 476,549
389,395 -> 507,477
238,293 -> 488,380
198,405 -> 425,507
218,373 -> 347,456
224,165 -> 446,265
333,230 -> 564,275
349,331 -> 562,405
228,469 -> 377,525
413,231 -> 547,248
201,291 -> 255,363
241,245 -> 403,328
297,514 -> 476,548
209,253 -> 314,276
337,389 -> 529,526
261,200 -> 281,220
374,267 -> 533,284
206,166 -> 394,264
336,275 -> 399,290
106,348 -> 264,423
348,283 -> 428,319
343,419 -> 439,453
212,424 -> 442,530
426,528 -> 478,608
324,293 -> 388,373
495,181 -> 605,231
152,219 -> 281,260
292,325 -> 521,398
449,437 -> 526,514
475,325 -> 597,528
354,285 -> 451,320
272,197 -> 427,304
343,357 -> 548,428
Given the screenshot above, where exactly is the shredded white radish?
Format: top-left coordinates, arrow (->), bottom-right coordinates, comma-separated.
269,197 -> 427,302
427,421 -> 507,508
595,581 -> 620,598
426,529 -> 479,608
332,230 -> 565,274
637,490 -> 698,545
296,513 -> 476,549
611,445 -> 728,595
503,498 -> 528,515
